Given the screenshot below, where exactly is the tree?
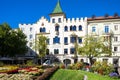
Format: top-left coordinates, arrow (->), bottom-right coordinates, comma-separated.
78,35 -> 111,65
0,23 -> 28,57
34,34 -> 47,64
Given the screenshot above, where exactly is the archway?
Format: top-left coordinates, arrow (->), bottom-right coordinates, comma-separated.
63,59 -> 71,67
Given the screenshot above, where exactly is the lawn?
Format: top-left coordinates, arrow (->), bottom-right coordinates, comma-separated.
50,69 -> 120,80
50,69 -> 84,80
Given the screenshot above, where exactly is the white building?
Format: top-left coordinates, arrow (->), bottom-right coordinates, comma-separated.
19,1 -> 120,66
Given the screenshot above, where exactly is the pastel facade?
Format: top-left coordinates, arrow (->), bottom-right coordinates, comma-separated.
19,1 -> 120,66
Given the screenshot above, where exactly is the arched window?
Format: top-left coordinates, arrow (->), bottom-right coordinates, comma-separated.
79,25 -> 82,31
40,28 -> 42,32
73,25 -> 76,31
64,26 -> 68,31
55,26 -> 59,31
70,26 -> 73,31
42,27 -> 46,32
53,36 -> 60,44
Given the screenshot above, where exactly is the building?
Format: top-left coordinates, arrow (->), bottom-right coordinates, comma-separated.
19,1 -> 120,66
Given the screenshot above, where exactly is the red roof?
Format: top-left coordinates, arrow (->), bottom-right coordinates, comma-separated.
87,16 -> 120,21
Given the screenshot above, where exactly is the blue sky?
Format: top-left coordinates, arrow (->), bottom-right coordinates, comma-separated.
0,0 -> 120,29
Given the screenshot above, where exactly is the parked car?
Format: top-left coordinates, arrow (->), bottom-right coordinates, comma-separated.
43,59 -> 60,66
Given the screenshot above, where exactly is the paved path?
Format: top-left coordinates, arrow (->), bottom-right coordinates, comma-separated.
84,75 -> 88,80
118,67 -> 120,75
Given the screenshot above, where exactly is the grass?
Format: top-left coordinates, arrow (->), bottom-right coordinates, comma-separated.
50,69 -> 120,80
50,69 -> 84,80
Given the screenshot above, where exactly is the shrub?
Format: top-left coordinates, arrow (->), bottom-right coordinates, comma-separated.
68,62 -> 83,70
26,60 -> 34,66
59,64 -> 65,69
91,61 -> 114,75
0,61 -> 4,66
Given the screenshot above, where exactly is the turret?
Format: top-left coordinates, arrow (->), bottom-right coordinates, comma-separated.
49,0 -> 66,23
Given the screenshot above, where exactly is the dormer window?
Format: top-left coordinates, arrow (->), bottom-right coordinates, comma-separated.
58,18 -> 61,23
52,19 -> 55,23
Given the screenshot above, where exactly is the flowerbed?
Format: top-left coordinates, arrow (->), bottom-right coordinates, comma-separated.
18,66 -> 44,76
0,73 -> 33,80
0,65 -> 18,74
0,65 -> 58,80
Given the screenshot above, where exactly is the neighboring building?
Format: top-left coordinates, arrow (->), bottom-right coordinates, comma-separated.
88,16 -> 120,66
19,1 -> 120,66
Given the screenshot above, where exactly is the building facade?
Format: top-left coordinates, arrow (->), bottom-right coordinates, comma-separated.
19,1 -> 120,66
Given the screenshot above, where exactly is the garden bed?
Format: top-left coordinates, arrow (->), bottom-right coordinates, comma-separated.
0,65 -> 59,80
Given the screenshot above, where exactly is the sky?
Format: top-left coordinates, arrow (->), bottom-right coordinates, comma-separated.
0,0 -> 120,29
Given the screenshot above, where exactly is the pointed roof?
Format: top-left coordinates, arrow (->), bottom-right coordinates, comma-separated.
52,0 -> 63,14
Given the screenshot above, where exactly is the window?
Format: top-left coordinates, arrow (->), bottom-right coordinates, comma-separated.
30,27 -> 32,31
78,37 -> 82,43
114,47 -> 118,52
103,59 -> 108,62
55,26 -> 59,31
79,25 -> 82,31
46,38 -> 49,45
42,27 -> 46,32
40,28 -> 42,32
114,25 -> 118,30
29,34 -> 33,39
70,37 -> 76,43
21,28 -> 24,31
70,48 -> 75,54
114,37 -> 118,42
40,28 -> 46,32
64,26 -> 68,31
92,27 -> 96,32
52,19 -> 55,23
103,36 -> 109,41
29,42 -> 32,47
53,36 -> 60,44
70,26 -> 73,31
58,18 -> 61,23
64,49 -> 68,54
54,49 -> 59,54
104,26 -> 109,33
73,25 -> 76,31
64,37 -> 68,45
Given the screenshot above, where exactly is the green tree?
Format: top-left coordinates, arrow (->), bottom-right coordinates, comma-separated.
0,23 -> 28,57
34,34 -> 47,64
78,35 -> 111,65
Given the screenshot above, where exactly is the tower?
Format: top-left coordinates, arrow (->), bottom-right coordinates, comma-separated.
49,0 -> 65,56
49,0 -> 66,23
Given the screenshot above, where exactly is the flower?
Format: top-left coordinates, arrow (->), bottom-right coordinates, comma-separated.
109,72 -> 118,77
